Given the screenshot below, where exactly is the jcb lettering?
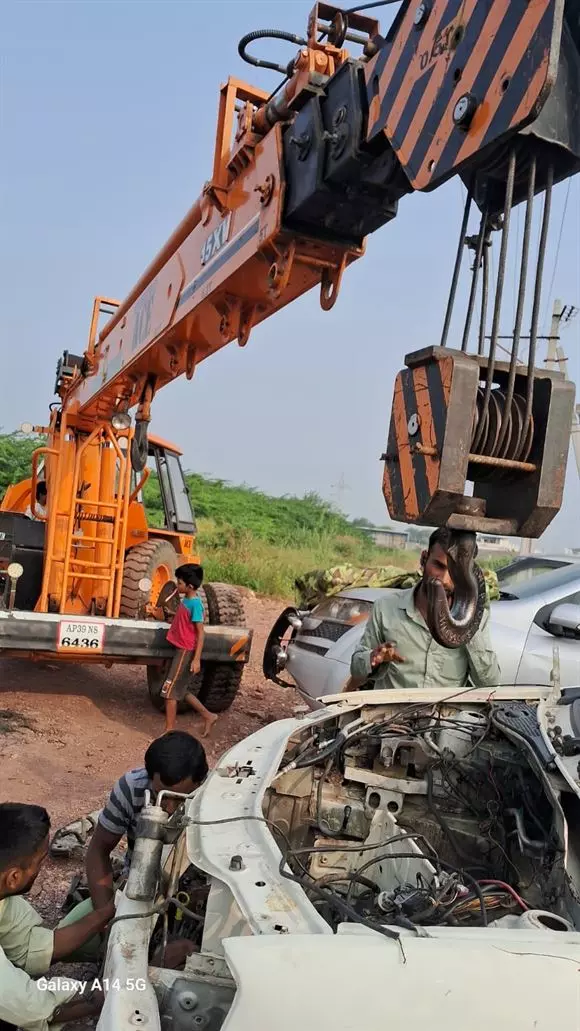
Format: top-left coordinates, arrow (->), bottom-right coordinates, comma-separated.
419,24 -> 455,72
200,214 -> 232,267
131,284 -> 156,353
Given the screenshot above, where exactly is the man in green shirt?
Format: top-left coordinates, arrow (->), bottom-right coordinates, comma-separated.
0,803 -> 113,1031
350,528 -> 500,691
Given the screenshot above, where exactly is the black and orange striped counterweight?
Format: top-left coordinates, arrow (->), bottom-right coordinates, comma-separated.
382,346 -> 575,539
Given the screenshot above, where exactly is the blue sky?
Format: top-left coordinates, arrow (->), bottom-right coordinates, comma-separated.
1,1 -> 579,548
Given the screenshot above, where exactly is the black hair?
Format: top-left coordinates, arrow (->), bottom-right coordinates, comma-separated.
36,481 -> 47,501
427,527 -> 478,558
0,803 -> 50,871
145,730 -> 208,786
175,563 -> 203,589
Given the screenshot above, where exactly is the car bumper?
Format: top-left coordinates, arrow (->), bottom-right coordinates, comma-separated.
0,610 -> 252,664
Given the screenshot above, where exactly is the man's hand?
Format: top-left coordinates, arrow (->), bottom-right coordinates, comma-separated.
151,938 -> 197,969
370,643 -> 404,668
51,986 -> 104,1025
97,900 -> 116,926
190,656 -> 201,675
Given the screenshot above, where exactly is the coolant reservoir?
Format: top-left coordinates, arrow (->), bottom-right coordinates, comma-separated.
495,910 -> 574,932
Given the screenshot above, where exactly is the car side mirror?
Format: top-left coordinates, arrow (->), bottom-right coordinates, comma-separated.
547,603 -> 580,638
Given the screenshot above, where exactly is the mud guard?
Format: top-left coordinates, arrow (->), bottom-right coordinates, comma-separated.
262,607 -> 299,687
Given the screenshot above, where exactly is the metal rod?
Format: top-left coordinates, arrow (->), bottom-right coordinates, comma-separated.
473,149 -> 516,450
496,155 -> 536,455
440,186 -> 473,349
478,241 -> 489,356
413,442 -> 536,472
524,165 -> 554,434
484,335 -> 560,341
461,209 -> 489,352
468,452 -> 537,473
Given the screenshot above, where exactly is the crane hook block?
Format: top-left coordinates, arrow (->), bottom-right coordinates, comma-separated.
424,530 -> 486,649
381,346 -> 575,541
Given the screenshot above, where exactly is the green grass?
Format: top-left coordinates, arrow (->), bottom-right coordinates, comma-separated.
143,472 -> 511,599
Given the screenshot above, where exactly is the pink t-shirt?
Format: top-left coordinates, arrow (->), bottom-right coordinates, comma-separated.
166,595 -> 203,650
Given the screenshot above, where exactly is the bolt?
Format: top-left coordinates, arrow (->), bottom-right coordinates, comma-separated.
453,93 -> 478,129
178,992 -> 199,1012
229,854 -> 244,871
414,3 -> 430,27
407,413 -> 420,436
319,855 -> 328,866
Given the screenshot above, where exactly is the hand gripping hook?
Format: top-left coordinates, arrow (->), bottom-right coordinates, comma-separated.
424,530 -> 486,649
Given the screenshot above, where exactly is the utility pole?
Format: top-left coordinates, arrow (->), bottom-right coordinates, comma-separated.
545,298 -> 580,479
330,472 -> 351,512
520,299 -> 579,556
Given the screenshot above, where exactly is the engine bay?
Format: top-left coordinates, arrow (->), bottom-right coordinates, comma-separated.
98,693 -> 580,1030
260,700 -> 580,937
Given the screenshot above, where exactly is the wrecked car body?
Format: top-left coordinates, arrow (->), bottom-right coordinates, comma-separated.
98,683 -> 580,1030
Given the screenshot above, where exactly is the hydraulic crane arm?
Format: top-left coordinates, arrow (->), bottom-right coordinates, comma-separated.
55,0 -> 580,644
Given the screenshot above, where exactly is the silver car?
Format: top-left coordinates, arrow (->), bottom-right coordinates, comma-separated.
263,557 -> 580,706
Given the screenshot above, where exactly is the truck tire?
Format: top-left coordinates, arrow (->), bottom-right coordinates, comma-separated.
146,583 -> 246,715
197,583 -> 246,713
120,540 -> 177,619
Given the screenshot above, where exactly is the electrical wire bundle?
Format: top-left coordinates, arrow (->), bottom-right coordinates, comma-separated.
277,701 -> 549,937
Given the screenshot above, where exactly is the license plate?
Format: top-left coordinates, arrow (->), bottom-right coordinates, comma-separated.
57,620 -> 105,653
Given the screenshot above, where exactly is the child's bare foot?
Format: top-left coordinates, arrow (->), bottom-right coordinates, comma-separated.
201,714 -> 218,738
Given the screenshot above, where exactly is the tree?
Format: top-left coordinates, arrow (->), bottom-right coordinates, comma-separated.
0,432 -> 45,497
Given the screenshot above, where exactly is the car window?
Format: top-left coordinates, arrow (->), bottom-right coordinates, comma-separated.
501,563 -> 580,600
498,561 -> 570,587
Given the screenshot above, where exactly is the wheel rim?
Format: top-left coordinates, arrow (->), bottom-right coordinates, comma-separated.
151,562 -> 173,604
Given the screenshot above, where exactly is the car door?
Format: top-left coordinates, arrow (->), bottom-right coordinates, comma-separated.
518,584 -> 580,687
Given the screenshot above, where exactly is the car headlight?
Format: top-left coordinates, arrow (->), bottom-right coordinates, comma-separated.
310,597 -> 373,625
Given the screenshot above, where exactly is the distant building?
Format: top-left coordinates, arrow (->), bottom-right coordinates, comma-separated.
476,533 -> 518,554
360,527 -> 409,550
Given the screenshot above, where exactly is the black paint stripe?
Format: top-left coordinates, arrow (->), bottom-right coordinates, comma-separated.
386,413 -> 404,517
373,16 -> 427,136
426,360 -> 447,454
368,0 -> 413,87
400,369 -> 430,517
177,218 -> 260,310
407,0 -> 506,181
479,6 -> 553,153
391,64 -> 436,152
393,0 -> 467,145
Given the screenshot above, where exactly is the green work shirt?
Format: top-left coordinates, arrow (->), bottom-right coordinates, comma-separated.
350,587 -> 500,690
0,894 -> 79,1030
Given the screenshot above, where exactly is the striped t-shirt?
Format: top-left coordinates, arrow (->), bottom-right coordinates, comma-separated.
98,767 -> 151,867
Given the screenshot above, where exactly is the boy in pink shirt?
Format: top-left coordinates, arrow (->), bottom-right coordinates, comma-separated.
154,564 -> 217,737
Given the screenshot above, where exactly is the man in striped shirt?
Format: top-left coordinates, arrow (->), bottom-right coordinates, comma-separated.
86,731 -> 208,910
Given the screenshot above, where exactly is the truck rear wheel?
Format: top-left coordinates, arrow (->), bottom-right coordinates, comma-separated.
197,583 -> 246,713
120,540 -> 177,619
146,583 -> 246,715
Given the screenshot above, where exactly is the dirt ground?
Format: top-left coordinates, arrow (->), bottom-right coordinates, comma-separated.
0,593 -> 305,927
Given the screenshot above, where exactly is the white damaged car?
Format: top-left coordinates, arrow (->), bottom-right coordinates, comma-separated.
98,681 -> 580,1031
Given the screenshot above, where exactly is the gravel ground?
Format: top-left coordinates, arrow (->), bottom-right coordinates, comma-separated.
0,593 -> 306,1025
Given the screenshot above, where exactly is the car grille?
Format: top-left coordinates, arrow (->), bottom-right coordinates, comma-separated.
299,619 -> 351,643
292,641 -> 329,657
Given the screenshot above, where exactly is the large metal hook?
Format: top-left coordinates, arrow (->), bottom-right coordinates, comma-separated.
424,530 -> 486,649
